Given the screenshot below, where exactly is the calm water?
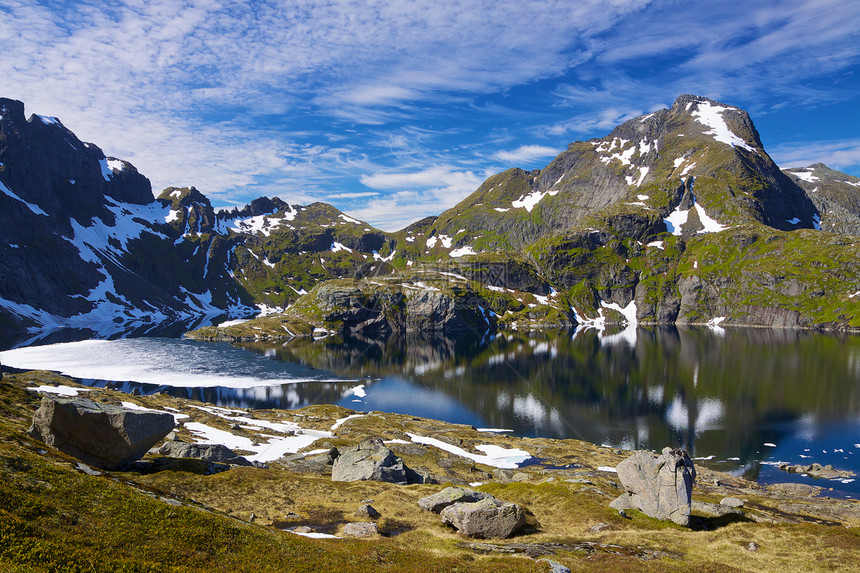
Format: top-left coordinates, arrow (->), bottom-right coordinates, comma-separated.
3,326 -> 859,496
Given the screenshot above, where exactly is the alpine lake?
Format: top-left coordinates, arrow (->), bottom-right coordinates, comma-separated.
2,323 -> 859,498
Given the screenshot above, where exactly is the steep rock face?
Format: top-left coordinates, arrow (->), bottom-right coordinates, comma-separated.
290,278 -> 495,335
784,164 -> 860,235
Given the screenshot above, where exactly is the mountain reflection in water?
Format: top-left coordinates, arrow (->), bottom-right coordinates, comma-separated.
7,324 -> 860,496
236,326 -> 860,494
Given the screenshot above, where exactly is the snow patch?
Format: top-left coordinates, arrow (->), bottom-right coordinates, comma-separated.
511,189 -> 559,212
664,180 -> 728,236
0,179 -> 48,216
707,316 -> 727,336
27,385 -> 92,397
330,242 -> 353,253
793,170 -> 819,183
218,319 -> 250,328
406,433 -> 532,469
691,100 -> 755,152
372,250 -> 395,262
185,421 -> 330,463
339,214 -> 362,224
331,414 -> 366,431
449,246 -> 477,257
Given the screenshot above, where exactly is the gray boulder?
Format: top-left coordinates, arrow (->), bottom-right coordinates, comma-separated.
331,438 -> 408,484
440,496 -> 526,539
342,522 -> 378,537
155,441 -> 252,466
610,446 -> 696,526
418,486 -> 494,513
28,396 -> 175,470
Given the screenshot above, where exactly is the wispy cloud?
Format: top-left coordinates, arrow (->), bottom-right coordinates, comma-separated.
492,145 -> 559,165
1,0 -> 859,227
361,166 -> 483,193
770,139 -> 860,172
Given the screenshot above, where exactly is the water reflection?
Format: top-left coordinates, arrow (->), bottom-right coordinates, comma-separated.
6,323 -> 859,495
237,326 -> 860,491
0,314 -> 238,351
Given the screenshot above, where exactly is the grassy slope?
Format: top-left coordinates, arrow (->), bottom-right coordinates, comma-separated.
2,371 -> 859,572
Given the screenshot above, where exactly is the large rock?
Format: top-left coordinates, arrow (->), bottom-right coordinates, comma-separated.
610,447 -> 696,526
418,486 -> 494,513
342,522 -> 378,537
155,441 -> 252,466
331,438 -> 408,484
440,496 -> 526,539
28,396 -> 175,470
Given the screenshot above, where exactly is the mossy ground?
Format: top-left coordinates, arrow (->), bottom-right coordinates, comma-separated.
2,370 -> 859,571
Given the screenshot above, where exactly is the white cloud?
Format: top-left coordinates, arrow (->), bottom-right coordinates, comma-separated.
1,0 -> 860,224
324,191 -> 381,199
351,167 -> 485,231
771,139 -> 860,174
492,145 -> 559,164
360,166 -> 482,192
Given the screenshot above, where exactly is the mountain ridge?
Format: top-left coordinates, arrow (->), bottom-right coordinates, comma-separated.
2,94 -> 859,343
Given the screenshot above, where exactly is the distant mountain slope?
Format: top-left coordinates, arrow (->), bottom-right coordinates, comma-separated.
413,95 -> 817,255
782,163 -> 860,235
2,94 -> 859,340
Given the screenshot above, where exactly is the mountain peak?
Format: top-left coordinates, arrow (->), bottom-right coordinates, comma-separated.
670,94 -> 763,151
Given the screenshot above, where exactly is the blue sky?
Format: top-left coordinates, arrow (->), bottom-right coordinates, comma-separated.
2,0 -> 859,230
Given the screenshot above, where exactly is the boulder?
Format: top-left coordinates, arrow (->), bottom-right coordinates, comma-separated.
342,522 -> 378,538
610,447 -> 696,526
331,438 -> 408,484
155,441 -> 252,466
440,496 -> 525,539
354,504 -> 380,519
28,396 -> 175,470
418,486 -> 494,513
720,497 -> 744,508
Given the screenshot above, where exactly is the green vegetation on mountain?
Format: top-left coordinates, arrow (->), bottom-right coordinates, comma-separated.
1,94 -> 859,336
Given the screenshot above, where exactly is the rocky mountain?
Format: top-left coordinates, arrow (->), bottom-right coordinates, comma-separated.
0,97 -> 390,341
2,94 -> 859,342
783,163 -> 860,235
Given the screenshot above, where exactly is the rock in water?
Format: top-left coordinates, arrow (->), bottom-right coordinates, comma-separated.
417,486 -> 494,513
28,396 -> 175,470
610,446 -> 696,526
440,497 -> 526,539
331,438 -> 409,484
